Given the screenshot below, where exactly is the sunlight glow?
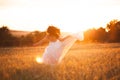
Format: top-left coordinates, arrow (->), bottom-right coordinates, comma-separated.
0,0 -> 120,32
36,57 -> 43,63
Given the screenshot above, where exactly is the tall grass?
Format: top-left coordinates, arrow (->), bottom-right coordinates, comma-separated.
0,43 -> 120,80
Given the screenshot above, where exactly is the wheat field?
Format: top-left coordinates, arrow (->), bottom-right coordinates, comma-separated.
0,43 -> 120,80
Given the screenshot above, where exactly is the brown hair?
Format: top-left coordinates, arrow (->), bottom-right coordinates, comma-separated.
47,26 -> 60,38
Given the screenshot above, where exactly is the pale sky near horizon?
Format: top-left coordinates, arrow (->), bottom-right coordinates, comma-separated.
0,0 -> 120,32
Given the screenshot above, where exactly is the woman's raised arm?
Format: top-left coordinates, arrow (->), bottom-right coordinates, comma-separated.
33,35 -> 48,46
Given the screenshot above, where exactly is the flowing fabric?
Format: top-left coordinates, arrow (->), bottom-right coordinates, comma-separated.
58,36 -> 77,63
42,33 -> 83,65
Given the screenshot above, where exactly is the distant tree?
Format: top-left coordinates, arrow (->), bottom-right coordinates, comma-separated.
31,31 -> 47,45
106,19 -> 118,32
115,21 -> 120,30
0,26 -> 19,47
114,21 -> 120,42
0,26 -> 11,39
106,19 -> 120,42
21,33 -> 34,46
84,28 -> 97,42
19,31 -> 47,46
84,27 -> 108,42
31,31 -> 46,43
96,27 -> 108,42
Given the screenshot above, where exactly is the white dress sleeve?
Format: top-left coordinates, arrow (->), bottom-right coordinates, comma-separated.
58,36 -> 77,63
58,33 -> 83,63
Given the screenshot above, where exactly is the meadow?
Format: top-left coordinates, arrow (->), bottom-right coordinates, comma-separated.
0,43 -> 120,80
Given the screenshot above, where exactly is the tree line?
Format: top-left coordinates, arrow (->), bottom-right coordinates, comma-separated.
84,19 -> 120,43
0,19 -> 120,47
0,27 -> 47,47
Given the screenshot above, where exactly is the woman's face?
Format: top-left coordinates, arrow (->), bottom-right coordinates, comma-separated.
47,34 -> 58,42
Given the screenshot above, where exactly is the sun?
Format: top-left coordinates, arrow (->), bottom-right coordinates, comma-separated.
36,57 -> 43,63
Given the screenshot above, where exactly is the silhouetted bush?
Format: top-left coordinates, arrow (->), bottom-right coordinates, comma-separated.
106,19 -> 120,42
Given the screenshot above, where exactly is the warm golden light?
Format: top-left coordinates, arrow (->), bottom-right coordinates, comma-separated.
0,0 -> 120,32
36,57 -> 43,63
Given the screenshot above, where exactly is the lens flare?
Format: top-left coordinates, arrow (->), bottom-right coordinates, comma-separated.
36,57 -> 43,63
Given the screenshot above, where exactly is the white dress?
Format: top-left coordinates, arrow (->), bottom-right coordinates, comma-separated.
42,33 -> 83,65
42,40 -> 62,65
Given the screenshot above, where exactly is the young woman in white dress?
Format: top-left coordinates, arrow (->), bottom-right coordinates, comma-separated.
34,26 -> 83,65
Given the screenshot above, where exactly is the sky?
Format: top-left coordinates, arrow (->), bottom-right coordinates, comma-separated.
0,0 -> 120,32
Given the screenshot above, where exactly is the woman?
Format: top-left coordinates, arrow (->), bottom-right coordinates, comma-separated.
34,26 -> 83,65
